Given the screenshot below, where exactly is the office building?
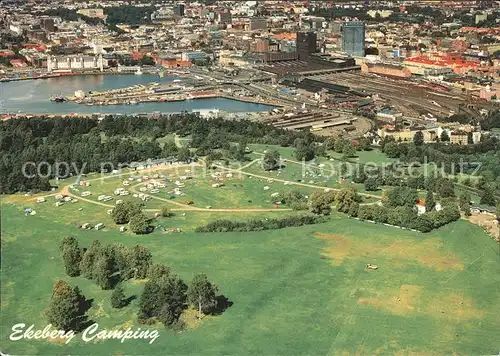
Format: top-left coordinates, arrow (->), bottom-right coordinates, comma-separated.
296,32 -> 317,60
341,21 -> 365,57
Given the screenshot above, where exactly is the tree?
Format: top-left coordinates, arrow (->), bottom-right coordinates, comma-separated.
262,149 -> 280,171
413,214 -> 434,232
176,147 -> 191,162
309,191 -> 334,215
364,177 -> 379,191
463,202 -> 471,217
111,283 -> 126,308
80,240 -> 102,279
496,204 -> 500,221
93,253 -> 115,290
408,175 -> 425,189
340,161 -> 348,177
333,137 -> 345,153
347,202 -> 360,217
342,142 -> 356,158
187,274 -> 218,318
162,140 -> 178,158
129,212 -> 150,234
358,205 -> 373,220
440,131 -> 450,142
138,280 -> 163,320
112,201 -> 142,224
372,205 -> 388,223
480,184 -> 497,206
387,187 -> 418,207
437,178 -> 455,198
46,280 -> 88,331
335,188 -> 360,213
459,193 -> 471,212
111,243 -> 134,281
131,245 -> 152,279
425,190 -> 435,212
413,131 -> 424,146
383,142 -> 400,158
294,139 -> 315,162
59,236 -> 82,277
352,165 -> 367,183
161,206 -> 173,217
147,264 -> 171,281
232,140 -> 247,162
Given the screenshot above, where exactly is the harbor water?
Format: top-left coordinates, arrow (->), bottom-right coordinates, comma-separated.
0,74 -> 276,114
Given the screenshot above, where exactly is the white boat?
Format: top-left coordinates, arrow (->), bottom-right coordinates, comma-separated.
135,68 -> 143,75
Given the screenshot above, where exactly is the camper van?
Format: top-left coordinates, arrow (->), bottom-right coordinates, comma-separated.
94,223 -> 105,230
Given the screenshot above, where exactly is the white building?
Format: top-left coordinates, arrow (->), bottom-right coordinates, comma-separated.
47,55 -> 107,72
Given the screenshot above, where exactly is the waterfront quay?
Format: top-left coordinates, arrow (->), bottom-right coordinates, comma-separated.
55,80 -> 285,108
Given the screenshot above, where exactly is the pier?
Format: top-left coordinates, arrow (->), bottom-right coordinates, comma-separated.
56,82 -> 285,108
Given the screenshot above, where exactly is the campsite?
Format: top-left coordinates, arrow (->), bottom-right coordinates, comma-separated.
2,142 -> 500,355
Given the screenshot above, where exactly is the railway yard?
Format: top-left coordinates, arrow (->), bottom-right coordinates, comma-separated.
314,72 -> 485,119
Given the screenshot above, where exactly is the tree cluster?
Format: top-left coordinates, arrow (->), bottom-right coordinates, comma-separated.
348,187 -> 460,233
60,237 -> 152,289
275,190 -> 308,211
309,188 -> 361,216
195,215 -> 325,233
0,114 -> 315,194
138,265 -> 219,328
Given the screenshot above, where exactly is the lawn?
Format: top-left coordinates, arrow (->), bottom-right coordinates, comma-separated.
1,202 -> 499,355
156,173 -> 318,209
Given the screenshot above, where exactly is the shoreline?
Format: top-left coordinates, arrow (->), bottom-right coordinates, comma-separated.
0,70 -> 159,83
1,97 -> 279,118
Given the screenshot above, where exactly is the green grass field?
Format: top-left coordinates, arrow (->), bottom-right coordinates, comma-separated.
1,200 -> 500,355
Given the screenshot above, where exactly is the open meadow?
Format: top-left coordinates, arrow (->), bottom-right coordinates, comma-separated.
2,144 -> 499,355
1,200 -> 500,355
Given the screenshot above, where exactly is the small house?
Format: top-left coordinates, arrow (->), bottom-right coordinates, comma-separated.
81,191 -> 91,197
55,194 -> 63,200
150,189 -> 160,194
107,209 -> 113,215
119,226 -> 127,232
97,195 -> 106,201
416,198 -> 426,216
116,200 -> 123,205
54,202 -> 64,207
36,197 -> 45,203
82,223 -> 91,229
